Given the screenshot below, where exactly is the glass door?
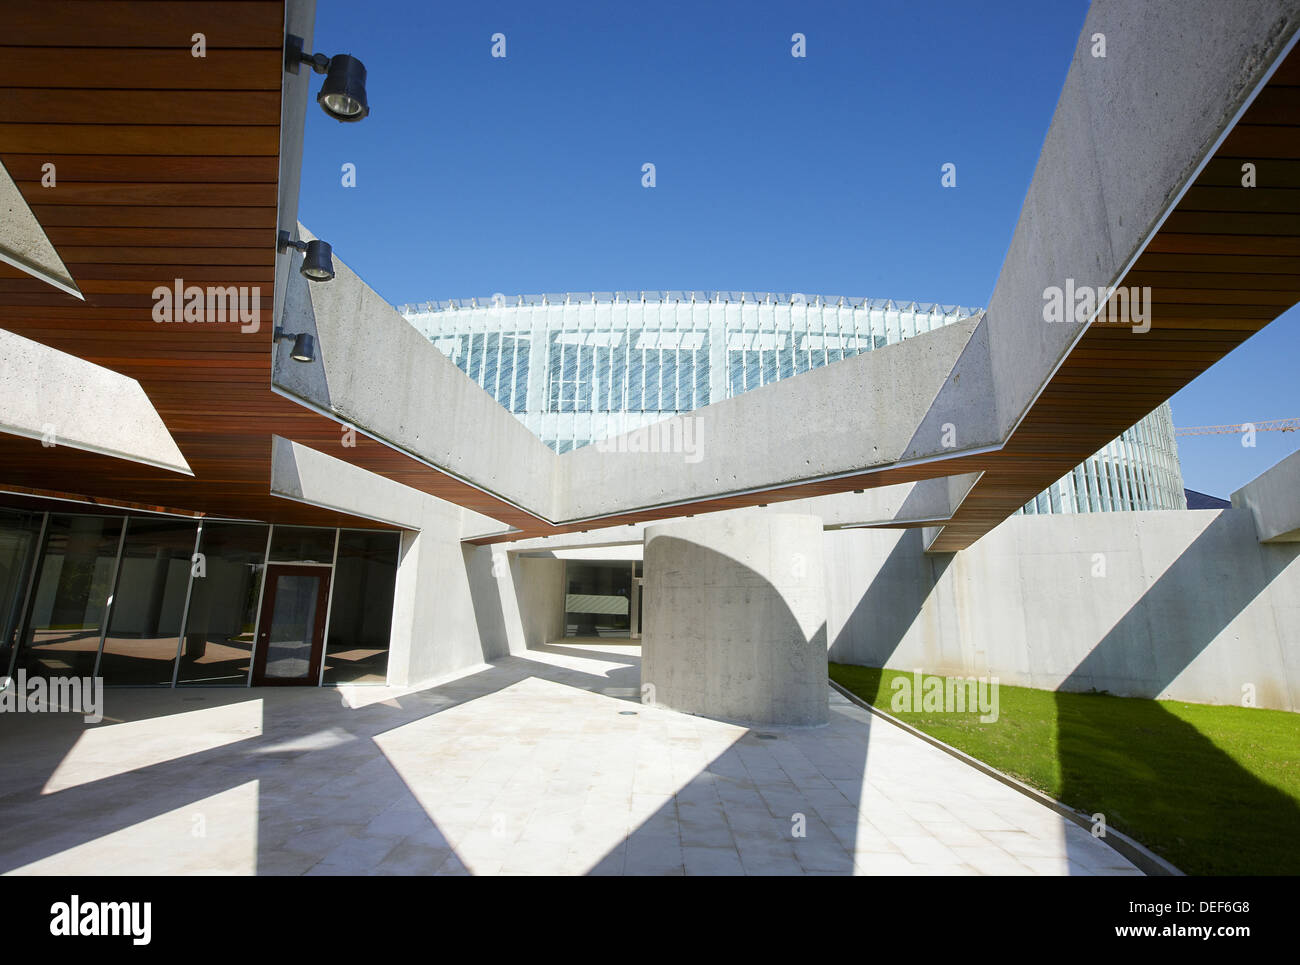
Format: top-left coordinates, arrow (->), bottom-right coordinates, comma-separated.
251,565 -> 331,685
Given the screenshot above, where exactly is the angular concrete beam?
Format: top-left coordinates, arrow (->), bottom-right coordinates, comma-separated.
0,158 -> 81,300
554,316 -> 982,522
272,232 -> 560,520
274,218 -> 983,528
981,0 -> 1300,443
500,473 -> 983,555
924,0 -> 1300,550
269,433 -> 493,536
1231,449 -> 1300,542
0,328 -> 190,474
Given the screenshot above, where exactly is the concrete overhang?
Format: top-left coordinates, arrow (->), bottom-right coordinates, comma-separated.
1231,449 -> 1300,542
269,433 -> 504,538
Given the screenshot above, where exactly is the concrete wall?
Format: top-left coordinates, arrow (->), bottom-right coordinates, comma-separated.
387,498 -> 498,687
827,510 -> 1300,711
515,557 -> 565,649
460,547 -> 564,656
642,514 -> 829,725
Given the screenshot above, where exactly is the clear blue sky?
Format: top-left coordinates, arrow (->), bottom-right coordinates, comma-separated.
299,0 -> 1299,499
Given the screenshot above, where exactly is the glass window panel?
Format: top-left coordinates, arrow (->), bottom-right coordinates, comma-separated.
564,562 -> 632,638
177,522 -> 268,685
263,574 -> 320,679
17,514 -> 123,681
0,509 -> 44,678
269,525 -> 335,564
98,517 -> 198,685
323,530 -> 399,685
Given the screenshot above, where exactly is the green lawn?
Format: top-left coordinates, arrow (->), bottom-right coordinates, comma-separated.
828,663 -> 1300,875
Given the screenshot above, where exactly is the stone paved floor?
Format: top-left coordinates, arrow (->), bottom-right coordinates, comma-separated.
0,641 -> 1141,875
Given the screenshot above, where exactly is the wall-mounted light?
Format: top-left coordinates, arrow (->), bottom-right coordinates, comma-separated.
273,326 -> 316,363
277,230 -> 335,282
285,34 -> 369,122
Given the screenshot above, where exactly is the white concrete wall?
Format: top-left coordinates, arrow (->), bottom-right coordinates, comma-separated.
826,510 -> 1300,710
461,547 -> 565,657
515,557 -> 565,649
643,513 -> 829,725
388,500 -> 498,687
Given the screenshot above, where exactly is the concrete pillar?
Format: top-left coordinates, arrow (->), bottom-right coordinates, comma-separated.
387,503 -> 498,687
641,513 -> 828,725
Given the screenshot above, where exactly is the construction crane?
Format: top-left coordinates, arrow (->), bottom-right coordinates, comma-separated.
1175,417 -> 1300,436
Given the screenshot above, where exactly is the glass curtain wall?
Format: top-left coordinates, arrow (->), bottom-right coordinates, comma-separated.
177,522 -> 268,685
98,517 -> 197,685
0,509 -> 401,687
16,515 -> 124,680
322,530 -> 399,684
0,509 -> 44,678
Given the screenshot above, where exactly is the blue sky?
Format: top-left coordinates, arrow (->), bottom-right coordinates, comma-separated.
299,0 -> 1299,499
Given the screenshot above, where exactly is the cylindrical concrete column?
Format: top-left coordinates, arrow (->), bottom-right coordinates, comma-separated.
642,513 -> 828,726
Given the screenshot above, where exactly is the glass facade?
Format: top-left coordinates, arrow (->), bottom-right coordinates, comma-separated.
0,509 -> 44,679
99,517 -> 196,685
19,514 -> 123,680
322,530 -> 399,684
400,291 -> 1187,514
178,521 -> 268,685
0,509 -> 400,687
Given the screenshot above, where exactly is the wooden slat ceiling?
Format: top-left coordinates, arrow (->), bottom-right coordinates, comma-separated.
0,0 -> 545,534
1,4 -> 1295,548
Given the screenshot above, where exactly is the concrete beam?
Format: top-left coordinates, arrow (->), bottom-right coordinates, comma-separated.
0,158 -> 81,300
925,0 -> 1300,549
272,231 -> 560,519
1231,449 -> 1300,542
498,473 -> 983,555
555,316 -> 981,522
0,328 -> 190,475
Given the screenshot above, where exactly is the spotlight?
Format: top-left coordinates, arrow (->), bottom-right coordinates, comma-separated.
285,35 -> 369,122
277,230 -> 335,282
273,327 -> 316,364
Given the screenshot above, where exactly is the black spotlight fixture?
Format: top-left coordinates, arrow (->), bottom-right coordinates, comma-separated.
277,230 -> 335,282
285,34 -> 369,122
273,327 -> 316,364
